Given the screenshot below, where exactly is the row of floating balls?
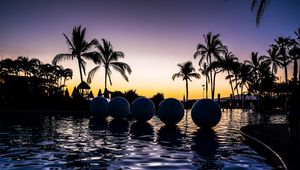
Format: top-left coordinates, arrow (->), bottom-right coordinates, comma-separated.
89,96 -> 221,128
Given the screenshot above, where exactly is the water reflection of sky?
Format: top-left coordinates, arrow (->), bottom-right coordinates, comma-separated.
0,110 -> 286,169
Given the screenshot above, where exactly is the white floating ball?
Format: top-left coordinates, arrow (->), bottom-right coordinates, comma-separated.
89,97 -> 108,116
191,99 -> 221,128
108,96 -> 130,119
131,97 -> 155,121
158,98 -> 184,125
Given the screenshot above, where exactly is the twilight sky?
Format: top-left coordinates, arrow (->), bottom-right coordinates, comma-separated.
1,0 -> 300,99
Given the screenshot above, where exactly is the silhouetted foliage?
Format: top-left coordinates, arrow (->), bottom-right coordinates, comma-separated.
52,25 -> 98,82
172,61 -> 200,102
151,93 -> 164,112
110,91 -> 124,98
123,89 -> 139,104
87,39 -> 132,95
194,32 -> 227,99
0,56 -> 72,98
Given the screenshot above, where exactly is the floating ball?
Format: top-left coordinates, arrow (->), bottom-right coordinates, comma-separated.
108,97 -> 130,119
89,97 -> 108,116
157,98 -> 184,125
131,97 -> 155,121
191,99 -> 221,128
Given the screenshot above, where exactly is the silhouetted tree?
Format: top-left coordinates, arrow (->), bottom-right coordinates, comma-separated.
194,32 -> 226,99
151,93 -> 164,112
124,89 -> 139,104
263,46 -> 282,75
274,37 -> 293,85
87,39 -> 132,96
172,61 -> 200,102
212,50 -> 239,99
52,25 -> 98,82
245,52 -> 266,81
199,62 -> 210,98
235,62 -> 253,101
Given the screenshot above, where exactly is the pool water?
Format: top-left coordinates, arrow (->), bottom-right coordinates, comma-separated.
0,109 -> 285,169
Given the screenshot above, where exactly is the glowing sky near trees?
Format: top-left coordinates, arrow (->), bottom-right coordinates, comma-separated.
1,0 -> 299,99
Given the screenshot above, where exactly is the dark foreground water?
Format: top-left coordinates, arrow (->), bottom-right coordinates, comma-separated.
0,109 -> 285,170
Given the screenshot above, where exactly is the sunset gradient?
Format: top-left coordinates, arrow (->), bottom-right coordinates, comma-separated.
1,0 -> 300,99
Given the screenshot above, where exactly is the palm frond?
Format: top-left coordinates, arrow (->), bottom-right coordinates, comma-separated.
87,66 -> 100,84
52,54 -> 73,65
189,72 -> 201,79
172,72 -> 183,80
63,33 -> 74,51
110,62 -> 132,74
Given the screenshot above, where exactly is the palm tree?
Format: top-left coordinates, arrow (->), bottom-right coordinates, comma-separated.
52,25 -> 98,82
172,61 -> 200,102
235,62 -> 253,100
199,62 -> 210,98
264,46 -> 282,75
29,58 -> 41,77
87,39 -> 132,96
274,37 -> 292,85
218,51 -> 238,98
245,52 -> 266,80
289,45 -> 299,86
194,32 -> 226,99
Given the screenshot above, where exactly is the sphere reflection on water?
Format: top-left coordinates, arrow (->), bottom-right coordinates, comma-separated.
191,128 -> 218,156
130,121 -> 154,141
108,118 -> 129,134
89,116 -> 108,131
157,125 -> 184,147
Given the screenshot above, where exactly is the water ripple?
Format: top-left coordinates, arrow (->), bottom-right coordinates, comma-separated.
0,110 -> 285,169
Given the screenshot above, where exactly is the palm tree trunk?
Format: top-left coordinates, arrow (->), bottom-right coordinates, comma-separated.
293,58 -> 298,86
77,57 -> 83,82
209,55 -> 213,100
104,67 -> 108,90
235,75 -> 240,100
228,71 -> 235,99
284,59 -> 288,85
205,76 -> 208,98
212,71 -> 217,100
185,79 -> 189,102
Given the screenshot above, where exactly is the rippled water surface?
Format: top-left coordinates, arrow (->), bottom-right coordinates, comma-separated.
0,110 -> 286,169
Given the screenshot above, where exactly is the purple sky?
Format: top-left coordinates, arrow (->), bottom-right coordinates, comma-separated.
1,0 -> 300,98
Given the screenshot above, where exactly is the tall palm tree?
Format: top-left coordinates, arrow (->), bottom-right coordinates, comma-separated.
87,39 -> 132,96
172,61 -> 200,102
199,62 -> 210,98
235,62 -> 253,99
218,51 -> 238,98
264,46 -> 282,75
52,25 -> 98,82
194,32 -> 226,99
289,45 -> 299,85
245,52 -> 266,80
274,37 -> 292,85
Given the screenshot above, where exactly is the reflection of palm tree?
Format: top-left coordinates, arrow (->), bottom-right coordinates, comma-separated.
172,61 -> 200,102
87,39 -> 132,97
52,25 -> 98,82
199,63 -> 209,98
194,32 -> 226,99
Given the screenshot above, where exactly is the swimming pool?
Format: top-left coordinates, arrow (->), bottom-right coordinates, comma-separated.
0,109 -> 285,169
